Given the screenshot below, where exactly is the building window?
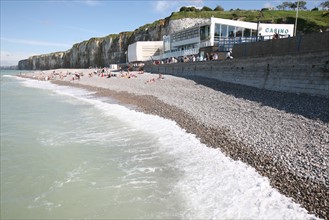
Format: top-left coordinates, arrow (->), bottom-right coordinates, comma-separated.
228,26 -> 235,37
236,27 -> 244,37
244,29 -> 252,37
252,29 -> 257,37
220,24 -> 228,37
200,25 -> 210,41
164,37 -> 171,52
215,24 -> 220,37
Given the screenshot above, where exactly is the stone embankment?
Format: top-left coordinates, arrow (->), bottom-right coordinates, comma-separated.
145,32 -> 329,98
145,52 -> 329,98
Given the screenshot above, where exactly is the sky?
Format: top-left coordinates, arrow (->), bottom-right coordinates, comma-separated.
0,0 -> 323,66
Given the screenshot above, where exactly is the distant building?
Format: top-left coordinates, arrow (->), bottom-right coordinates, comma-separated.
109,64 -> 118,70
0,65 -> 18,70
152,17 -> 294,60
127,41 -> 163,63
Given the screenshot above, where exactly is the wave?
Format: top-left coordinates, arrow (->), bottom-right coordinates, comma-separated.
17,77 -> 319,219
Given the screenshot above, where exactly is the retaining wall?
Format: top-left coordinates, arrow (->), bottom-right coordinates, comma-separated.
145,50 -> 329,98
233,32 -> 329,58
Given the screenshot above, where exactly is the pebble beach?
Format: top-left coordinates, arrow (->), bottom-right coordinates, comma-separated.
19,68 -> 329,219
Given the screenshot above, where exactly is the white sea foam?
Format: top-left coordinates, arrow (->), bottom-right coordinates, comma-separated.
88,95 -> 319,219
19,77 -> 320,219
3,75 -> 19,78
20,78 -> 96,97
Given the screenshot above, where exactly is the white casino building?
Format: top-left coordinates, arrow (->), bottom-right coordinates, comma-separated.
151,17 -> 294,61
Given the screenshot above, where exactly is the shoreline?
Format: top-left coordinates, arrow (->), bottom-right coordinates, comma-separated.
19,69 -> 329,219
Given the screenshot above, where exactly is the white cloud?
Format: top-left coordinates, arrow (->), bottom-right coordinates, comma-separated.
72,0 -> 100,6
264,2 -> 274,9
0,38 -> 72,66
83,0 -> 100,6
0,37 -> 72,48
153,0 -> 205,13
154,1 -> 176,12
311,0 -> 321,7
0,51 -> 36,66
188,0 -> 204,4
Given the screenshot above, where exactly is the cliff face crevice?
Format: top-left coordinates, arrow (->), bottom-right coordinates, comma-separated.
18,18 -> 209,70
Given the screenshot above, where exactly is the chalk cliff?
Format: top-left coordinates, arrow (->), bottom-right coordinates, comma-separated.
18,18 -> 208,70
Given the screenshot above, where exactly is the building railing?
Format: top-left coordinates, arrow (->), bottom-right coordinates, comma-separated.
217,35 -> 291,51
151,48 -> 200,61
200,40 -> 212,48
151,40 -> 212,61
217,36 -> 257,51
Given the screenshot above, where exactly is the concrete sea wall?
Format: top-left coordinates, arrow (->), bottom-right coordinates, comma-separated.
145,33 -> 329,98
233,31 -> 329,58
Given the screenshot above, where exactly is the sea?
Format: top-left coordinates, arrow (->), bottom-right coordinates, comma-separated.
0,70 -> 320,219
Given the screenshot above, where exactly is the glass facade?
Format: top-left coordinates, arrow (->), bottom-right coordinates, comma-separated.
200,25 -> 210,41
215,23 -> 255,38
163,36 -> 171,52
228,26 -> 235,37
214,22 -> 258,52
244,28 -> 251,37
215,24 -> 228,37
236,27 -> 244,37
251,29 -> 258,37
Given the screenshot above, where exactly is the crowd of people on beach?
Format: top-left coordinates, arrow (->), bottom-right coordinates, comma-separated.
28,65 -> 166,86
89,66 -> 164,83
152,50 -> 234,65
86,66 -> 141,79
154,52 -> 221,65
31,70 -> 84,81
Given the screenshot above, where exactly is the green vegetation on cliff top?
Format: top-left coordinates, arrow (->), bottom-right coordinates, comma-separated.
137,9 -> 329,34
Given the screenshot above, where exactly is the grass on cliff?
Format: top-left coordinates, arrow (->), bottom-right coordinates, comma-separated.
130,10 -> 326,34
168,10 -> 329,33
95,10 -> 328,37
